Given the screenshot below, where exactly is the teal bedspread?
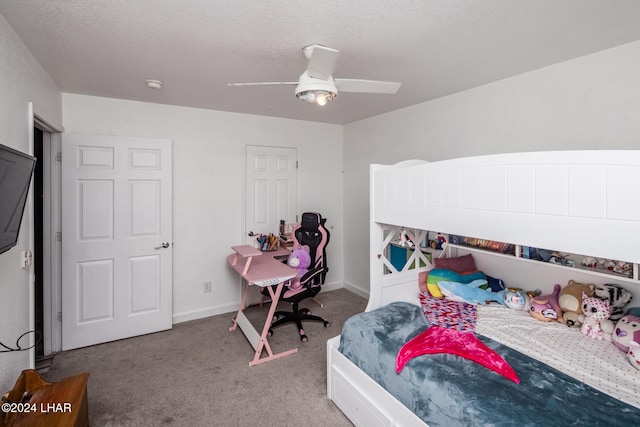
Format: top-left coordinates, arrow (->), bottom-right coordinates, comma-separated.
338,302 -> 640,426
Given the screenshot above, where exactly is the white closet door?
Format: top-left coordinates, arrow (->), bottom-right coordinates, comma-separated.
245,145 -> 298,245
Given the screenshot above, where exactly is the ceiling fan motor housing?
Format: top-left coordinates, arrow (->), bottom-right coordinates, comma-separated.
295,71 -> 338,96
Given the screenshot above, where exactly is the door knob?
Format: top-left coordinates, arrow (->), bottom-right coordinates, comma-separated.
155,242 -> 170,249
248,231 -> 256,237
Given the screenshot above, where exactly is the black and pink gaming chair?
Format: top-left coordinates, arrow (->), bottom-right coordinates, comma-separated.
262,212 -> 330,343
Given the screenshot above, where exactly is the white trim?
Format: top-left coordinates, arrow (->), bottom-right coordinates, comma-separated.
42,133 -> 62,354
172,303 -> 239,324
27,103 -> 35,369
341,281 -> 369,300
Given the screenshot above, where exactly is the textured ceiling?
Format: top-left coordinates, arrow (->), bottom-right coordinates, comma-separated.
2,0 -> 640,125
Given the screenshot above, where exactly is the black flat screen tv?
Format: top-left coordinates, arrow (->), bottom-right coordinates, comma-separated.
0,143 -> 36,255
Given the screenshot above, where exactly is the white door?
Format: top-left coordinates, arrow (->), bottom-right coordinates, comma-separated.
245,145 -> 298,245
61,134 -> 172,350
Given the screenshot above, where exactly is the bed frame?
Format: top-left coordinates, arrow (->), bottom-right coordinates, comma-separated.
327,151 -> 640,426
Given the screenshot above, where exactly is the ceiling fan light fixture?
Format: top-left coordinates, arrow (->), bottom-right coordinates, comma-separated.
295,71 -> 337,106
296,89 -> 336,106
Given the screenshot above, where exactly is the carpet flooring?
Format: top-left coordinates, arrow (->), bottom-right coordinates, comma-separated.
45,288 -> 367,427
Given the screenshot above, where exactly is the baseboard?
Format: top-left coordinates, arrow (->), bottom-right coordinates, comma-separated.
342,281 -> 369,300
172,281 -> 354,324
172,302 -> 238,324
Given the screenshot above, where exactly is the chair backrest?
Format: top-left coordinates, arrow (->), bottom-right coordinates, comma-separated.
292,212 -> 330,284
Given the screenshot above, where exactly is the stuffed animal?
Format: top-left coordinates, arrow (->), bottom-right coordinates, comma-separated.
594,283 -> 633,321
437,279 -> 505,305
503,288 -> 530,311
286,245 -> 311,291
612,314 -> 640,352
628,341 -> 640,370
599,258 -> 616,270
529,284 -> 562,322
580,256 -> 599,268
613,261 -> 633,276
558,280 -> 595,327
581,292 -> 614,341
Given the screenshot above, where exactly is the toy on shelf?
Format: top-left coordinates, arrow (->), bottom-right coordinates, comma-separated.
399,228 -> 413,247
580,292 -> 614,341
613,261 -> 633,277
580,256 -> 599,269
548,252 -> 575,267
598,258 -> 616,270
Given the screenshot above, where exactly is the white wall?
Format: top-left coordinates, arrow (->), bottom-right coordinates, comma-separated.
343,40 -> 640,295
0,15 -> 62,391
61,94 -> 344,323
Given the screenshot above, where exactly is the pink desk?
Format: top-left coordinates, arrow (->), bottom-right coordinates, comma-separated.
227,245 -> 297,366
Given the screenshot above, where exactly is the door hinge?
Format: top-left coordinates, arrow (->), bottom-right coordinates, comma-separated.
56,232 -> 62,242
55,152 -> 62,162
296,160 -> 298,169
57,312 -> 62,322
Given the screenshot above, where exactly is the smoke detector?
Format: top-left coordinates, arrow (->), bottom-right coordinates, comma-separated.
146,79 -> 164,89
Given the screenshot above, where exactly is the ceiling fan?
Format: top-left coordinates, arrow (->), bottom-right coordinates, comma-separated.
228,44 -> 401,106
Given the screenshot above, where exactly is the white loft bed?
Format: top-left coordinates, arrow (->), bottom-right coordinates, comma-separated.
327,151 -> 640,426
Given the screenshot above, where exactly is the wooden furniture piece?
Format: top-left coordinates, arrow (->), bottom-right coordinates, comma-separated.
327,151 -> 640,426
227,245 -> 297,366
1,369 -> 89,427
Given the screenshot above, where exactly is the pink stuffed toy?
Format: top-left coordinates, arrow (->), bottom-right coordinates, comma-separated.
528,284 -> 562,322
580,292 -> 614,341
286,245 -> 311,291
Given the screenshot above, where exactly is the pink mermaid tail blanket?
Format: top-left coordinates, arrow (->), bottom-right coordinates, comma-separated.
396,326 -> 520,384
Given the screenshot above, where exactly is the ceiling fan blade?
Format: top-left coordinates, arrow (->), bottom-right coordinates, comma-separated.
227,81 -> 298,86
335,79 -> 401,94
306,45 -> 339,80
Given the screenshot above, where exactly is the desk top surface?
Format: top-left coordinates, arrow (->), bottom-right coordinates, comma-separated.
227,246 -> 295,285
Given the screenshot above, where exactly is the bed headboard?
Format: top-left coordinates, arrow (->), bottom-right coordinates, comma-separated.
368,151 -> 640,311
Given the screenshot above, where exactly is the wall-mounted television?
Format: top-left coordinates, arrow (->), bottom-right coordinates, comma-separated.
0,143 -> 36,255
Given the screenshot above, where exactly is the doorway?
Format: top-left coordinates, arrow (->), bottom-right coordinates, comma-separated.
33,124 -> 59,371
31,116 -> 63,371
33,127 -> 44,360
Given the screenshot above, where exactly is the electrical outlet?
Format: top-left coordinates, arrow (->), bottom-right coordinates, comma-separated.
203,281 -> 212,293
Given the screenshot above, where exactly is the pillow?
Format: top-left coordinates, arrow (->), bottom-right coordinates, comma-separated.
434,254 -> 476,273
425,268 -> 487,298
